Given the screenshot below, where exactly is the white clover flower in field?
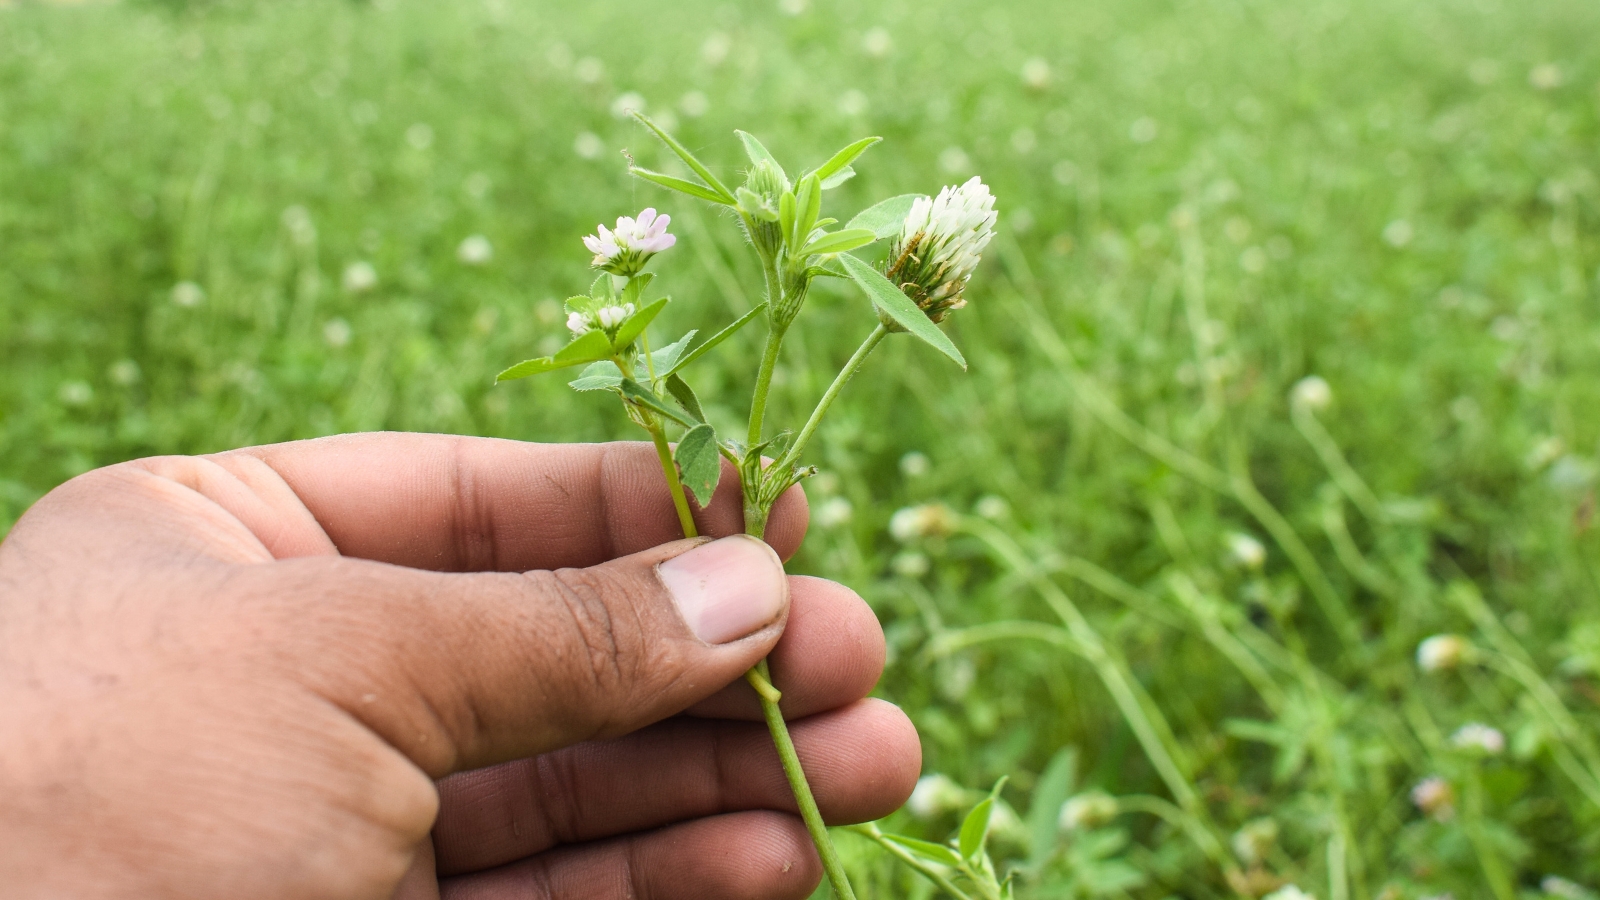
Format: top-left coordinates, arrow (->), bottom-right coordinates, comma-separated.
583,208 -> 676,277
906,773 -> 968,819
1291,375 -> 1332,411
1230,817 -> 1280,866
1541,876 -> 1593,900
891,551 -> 930,578
883,177 -> 998,324
899,451 -> 931,477
172,281 -> 205,308
323,318 -> 352,348
1264,887 -> 1316,900
342,261 -> 378,293
1058,792 -> 1118,831
1227,532 -> 1267,570
815,497 -> 854,529
1021,57 -> 1051,89
1452,722 -> 1506,755
975,495 -> 1010,520
889,503 -> 957,542
1411,776 -> 1456,822
458,234 -> 494,265
566,302 -> 636,337
1417,634 -> 1470,672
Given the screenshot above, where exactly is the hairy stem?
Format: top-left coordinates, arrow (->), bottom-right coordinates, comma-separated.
648,422 -> 698,539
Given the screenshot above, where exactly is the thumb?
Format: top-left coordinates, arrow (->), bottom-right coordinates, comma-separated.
274,534 -> 790,777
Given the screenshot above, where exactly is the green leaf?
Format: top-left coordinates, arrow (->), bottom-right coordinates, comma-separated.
568,360 -> 624,392
846,194 -> 921,239
793,174 -> 822,247
1027,747 -> 1080,872
620,273 -> 654,308
620,379 -> 693,427
840,254 -> 966,368
632,112 -> 736,203
665,373 -> 706,422
882,834 -> 963,869
610,296 -> 669,352
735,130 -> 786,183
811,136 -> 881,181
497,330 -> 613,381
778,190 -> 797,247
737,187 -> 779,222
819,165 -> 856,190
959,797 -> 996,862
667,303 -> 767,376
649,331 -> 698,374
629,168 -> 733,205
800,228 -> 878,258
673,423 -> 721,507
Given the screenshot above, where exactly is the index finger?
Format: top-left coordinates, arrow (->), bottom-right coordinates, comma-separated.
217,433 -> 808,572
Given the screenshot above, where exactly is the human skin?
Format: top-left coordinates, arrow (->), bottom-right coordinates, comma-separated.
0,433 -> 920,899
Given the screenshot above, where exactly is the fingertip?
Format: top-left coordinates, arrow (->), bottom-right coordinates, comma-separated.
763,482 -> 809,561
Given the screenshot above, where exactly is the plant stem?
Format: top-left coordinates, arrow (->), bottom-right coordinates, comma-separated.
754,657 -> 859,900
648,421 -> 698,539
775,325 -> 888,472
748,325 -> 786,447
846,823 -> 972,900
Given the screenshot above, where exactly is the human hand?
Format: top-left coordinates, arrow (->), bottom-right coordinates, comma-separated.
0,433 -> 919,899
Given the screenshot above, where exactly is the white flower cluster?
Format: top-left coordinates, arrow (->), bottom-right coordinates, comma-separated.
1451,722 -> 1506,755
566,302 -> 637,337
1411,775 -> 1455,821
886,176 -> 998,322
583,207 -> 676,276
1416,634 -> 1470,672
889,503 -> 957,542
1263,886 -> 1316,900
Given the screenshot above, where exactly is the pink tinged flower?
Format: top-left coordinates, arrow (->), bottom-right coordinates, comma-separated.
582,208 -> 677,275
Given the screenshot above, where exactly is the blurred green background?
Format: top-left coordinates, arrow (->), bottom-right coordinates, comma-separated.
3,0 -> 1600,896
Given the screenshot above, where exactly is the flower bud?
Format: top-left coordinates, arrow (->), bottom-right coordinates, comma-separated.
1291,375 -> 1332,411
1416,634 -> 1471,672
882,177 -> 997,325
1058,791 -> 1118,831
566,302 -> 637,337
741,160 -> 787,262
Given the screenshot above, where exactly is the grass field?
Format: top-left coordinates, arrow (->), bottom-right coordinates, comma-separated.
4,0 -> 1600,896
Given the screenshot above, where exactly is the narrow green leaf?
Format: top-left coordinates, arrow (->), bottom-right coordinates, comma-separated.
958,797 -> 995,862
811,136 -> 881,181
778,190 -> 797,247
846,194 -> 921,239
840,254 -> 966,368
620,379 -> 694,427
819,165 -> 856,190
673,423 -> 722,507
632,112 -> 736,202
665,373 -> 706,423
1027,747 -> 1079,872
568,360 -> 624,392
735,131 -> 787,182
610,296 -> 670,352
882,834 -> 963,869
629,168 -> 733,205
649,330 -> 698,374
800,228 -> 878,258
496,357 -> 571,381
554,329 -> 616,363
667,302 -> 767,376
793,174 -> 822,247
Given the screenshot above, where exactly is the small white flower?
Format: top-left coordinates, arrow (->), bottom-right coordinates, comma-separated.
891,551 -> 930,578
975,495 -> 1010,520
610,91 -> 646,119
342,261 -> 378,293
1452,722 -> 1506,755
1411,776 -> 1456,821
1227,532 -> 1267,570
583,208 -> 676,276
1417,634 -> 1470,672
566,312 -> 590,335
323,318 -> 352,348
1058,792 -> 1118,831
568,303 -> 636,337
862,27 -> 892,57
1291,375 -> 1333,411
1541,876 -> 1593,900
171,281 -> 205,307
1264,887 -> 1316,900
907,773 -> 968,819
1021,57 -> 1051,89
885,177 -> 998,323
889,504 -> 957,542
899,451 -> 931,477
595,304 -> 634,330
574,132 -> 604,159
458,235 -> 494,265
815,497 -> 854,529
58,381 -> 93,407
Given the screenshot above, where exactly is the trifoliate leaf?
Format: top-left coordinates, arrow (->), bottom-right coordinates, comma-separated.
958,797 -> 995,862
631,112 -> 736,203
674,423 -> 721,507
568,360 -> 624,392
629,168 -> 732,205
819,166 -> 856,190
665,373 -> 706,423
610,296 -> 669,352
840,254 -> 966,368
649,331 -> 698,375
800,228 -> 878,258
666,303 -> 767,376
811,136 -> 881,182
881,834 -> 963,869
735,130 -> 786,183
846,194 -> 922,240
620,378 -> 694,427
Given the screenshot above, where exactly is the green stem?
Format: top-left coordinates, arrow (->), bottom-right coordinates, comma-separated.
648,421 -> 698,539
846,823 -> 973,900
755,657 -> 859,900
748,326 -> 786,447
775,325 -> 889,472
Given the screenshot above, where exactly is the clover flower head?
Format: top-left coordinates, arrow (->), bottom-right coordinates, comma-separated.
567,302 -> 637,337
1411,776 -> 1456,821
906,773 -> 968,820
1264,887 -> 1316,900
1058,791 -> 1118,832
1291,375 -> 1333,411
884,177 -> 998,324
1417,634 -> 1470,672
889,503 -> 957,542
815,497 -> 854,529
1451,722 -> 1506,755
1227,532 -> 1267,570
583,208 -> 676,276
